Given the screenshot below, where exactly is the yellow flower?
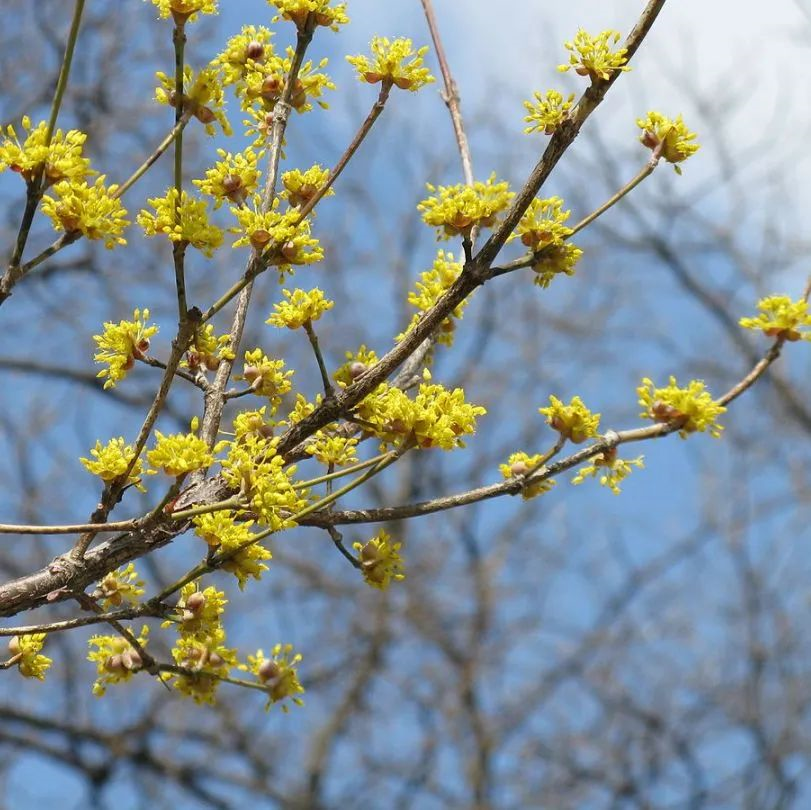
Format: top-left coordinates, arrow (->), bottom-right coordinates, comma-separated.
266,287 -> 334,329
147,431 -> 214,476
213,25 -> 275,88
739,295 -> 811,342
41,175 -> 129,248
418,173 -> 514,240
193,147 -> 262,207
87,626 -> 149,696
149,0 -> 218,23
239,349 -> 294,410
0,117 -> 92,185
347,37 -> 434,91
218,435 -> 306,531
232,406 -> 277,440
538,395 -> 600,443
242,50 -> 334,116
499,452 -> 557,500
306,432 -> 358,466
93,308 -> 158,389
531,242 -> 583,289
333,345 -> 379,387
353,530 -> 405,590
8,634 -> 51,680
637,112 -> 700,172
281,164 -> 332,208
269,0 -> 348,32
170,627 -> 237,705
185,324 -> 234,372
231,197 -> 323,274
637,376 -> 726,438
194,511 -> 272,589
241,643 -> 305,712
165,583 -> 228,640
523,90 -> 575,135
511,196 -> 573,252
93,564 -> 144,610
138,188 -> 223,256
155,66 -> 231,135
397,250 -> 465,347
572,448 -> 644,494
358,381 -> 486,450
558,29 -> 630,82
81,437 -> 145,491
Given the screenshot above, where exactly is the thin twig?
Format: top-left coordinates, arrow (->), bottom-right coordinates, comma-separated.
303,320 -> 333,395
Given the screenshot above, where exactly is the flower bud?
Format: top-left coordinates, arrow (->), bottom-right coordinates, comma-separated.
8,636 -> 21,656
185,591 -> 206,613
104,654 -> 124,672
258,658 -> 280,683
349,361 -> 367,379
195,106 -> 216,125
121,649 -> 142,671
246,41 -> 265,61
510,461 -> 529,476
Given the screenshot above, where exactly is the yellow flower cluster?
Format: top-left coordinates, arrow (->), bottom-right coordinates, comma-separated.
281,164 -> 332,208
266,287 -> 334,329
194,511 -> 272,589
418,174 -> 514,240
194,147 -> 263,207
306,432 -> 358,466
93,308 -> 158,389
739,295 -> 811,342
8,634 -> 52,680
638,377 -> 726,438
523,90 -> 575,135
558,29 -> 630,82
138,188 -> 223,256
572,448 -> 644,495
347,37 -> 434,91
512,197 -> 583,288
166,583 -> 228,641
218,434 -> 306,531
213,25 -> 274,88
241,643 -> 305,712
232,406 -> 277,440
499,452 -> 557,500
334,345 -> 379,387
357,380 -> 486,450
171,627 -> 237,704
240,349 -> 294,411
270,0 -> 348,32
80,437 -> 145,490
539,395 -> 600,443
637,112 -> 700,172
0,117 -> 92,185
155,66 -> 232,135
354,530 -> 405,590
185,324 -> 235,373
87,626 -> 149,696
147,430 -> 214,476
398,251 -> 465,347
149,0 -> 218,23
242,49 -> 335,118
231,198 -> 324,274
93,564 -> 145,610
41,176 -> 129,248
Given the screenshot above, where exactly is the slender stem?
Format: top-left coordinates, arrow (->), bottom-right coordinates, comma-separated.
172,23 -> 188,321
198,25 -> 315,451
296,451 -> 391,489
294,82 -> 393,223
303,320 -> 333,395
170,496 -> 243,522
114,113 -> 192,199
420,0 -> 474,185
0,519 -> 139,536
45,0 -> 86,144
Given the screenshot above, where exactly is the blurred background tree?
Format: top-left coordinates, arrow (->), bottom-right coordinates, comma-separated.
1,1 -> 810,808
